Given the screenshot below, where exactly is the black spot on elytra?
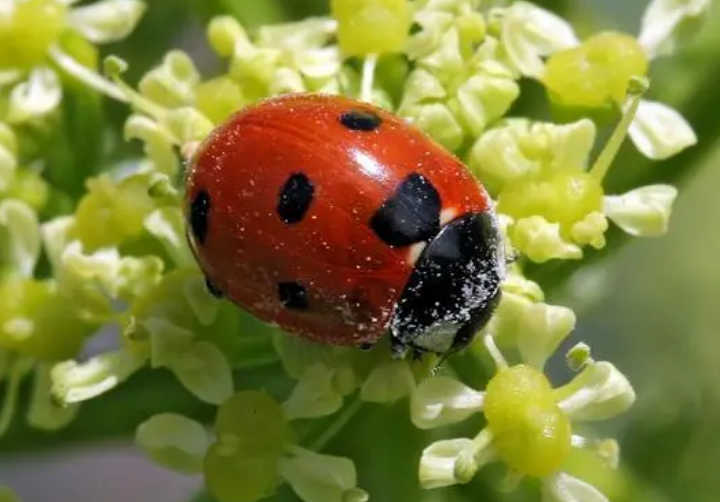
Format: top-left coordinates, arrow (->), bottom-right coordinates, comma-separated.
205,278 -> 223,299
190,189 -> 211,244
370,173 -> 441,247
278,282 -> 308,310
339,109 -> 382,131
277,173 -> 314,224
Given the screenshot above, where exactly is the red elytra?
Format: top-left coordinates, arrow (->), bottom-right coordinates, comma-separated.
185,93 -> 504,358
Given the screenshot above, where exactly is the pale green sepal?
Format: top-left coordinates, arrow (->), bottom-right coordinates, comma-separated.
183,274 -> 221,326
7,67 -> 62,123
638,0 -> 711,58
139,51 -> 199,108
51,349 -> 148,405
603,184 -> 678,237
27,363 -> 80,431
168,341 -> 234,405
418,438 -> 478,489
555,361 -> 636,422
282,364 -> 344,420
144,207 -> 196,267
68,0 -> 146,44
279,446 -> 367,502
542,472 -> 609,502
136,412 -> 209,473
499,1 -> 579,78
517,302 -> 576,369
411,376 -> 484,429
629,99 -> 697,160
0,199 -> 41,279
360,360 -> 415,404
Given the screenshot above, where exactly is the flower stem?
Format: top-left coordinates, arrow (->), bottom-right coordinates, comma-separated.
309,397 -> 364,451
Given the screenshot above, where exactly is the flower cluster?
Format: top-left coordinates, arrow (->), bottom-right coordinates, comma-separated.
0,0 -> 709,501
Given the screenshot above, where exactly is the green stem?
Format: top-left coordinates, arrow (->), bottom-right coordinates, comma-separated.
308,397 -> 364,451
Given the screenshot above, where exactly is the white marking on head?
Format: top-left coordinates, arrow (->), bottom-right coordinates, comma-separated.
407,241 -> 427,267
440,207 -> 457,227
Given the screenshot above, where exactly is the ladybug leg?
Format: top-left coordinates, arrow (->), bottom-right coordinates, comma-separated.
205,278 -> 224,299
390,336 -> 409,360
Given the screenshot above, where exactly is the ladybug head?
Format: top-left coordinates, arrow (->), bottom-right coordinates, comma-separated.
389,211 -> 505,359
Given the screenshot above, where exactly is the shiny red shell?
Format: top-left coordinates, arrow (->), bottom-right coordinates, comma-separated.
185,93 -> 493,347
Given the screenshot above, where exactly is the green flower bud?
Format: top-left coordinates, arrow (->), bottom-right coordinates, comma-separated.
402,102 -> 464,151
603,184 -> 677,237
71,173 -> 159,250
467,118 -> 596,195
453,73 -> 519,137
5,169 -> 49,212
484,365 -> 572,477
331,0 -> 412,56
0,0 -> 67,69
68,0 -> 146,44
139,51 -> 199,109
410,376 -> 484,429
207,16 -> 252,59
0,278 -> 95,361
136,413 -> 209,473
195,77 -> 246,125
571,211 -> 608,248
510,216 -> 582,262
544,32 -> 648,109
204,443 -> 279,502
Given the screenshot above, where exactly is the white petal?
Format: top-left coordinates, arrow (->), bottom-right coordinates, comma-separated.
500,1 -> 579,78
135,413 -> 209,473
410,376 -> 484,429
0,199 -> 41,278
6,68 -> 62,123
639,0 -> 711,58
68,0 -> 146,44
418,438 -> 477,489
556,361 -> 636,421
629,99 -> 697,160
604,184 -> 678,237
543,472 -> 609,502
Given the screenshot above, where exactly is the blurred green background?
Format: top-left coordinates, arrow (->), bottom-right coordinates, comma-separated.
2,1 -> 720,501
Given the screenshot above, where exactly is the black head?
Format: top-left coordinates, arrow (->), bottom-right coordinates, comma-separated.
389,211 -> 505,358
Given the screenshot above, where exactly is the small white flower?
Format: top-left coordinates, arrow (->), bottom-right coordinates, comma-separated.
6,67 -> 61,123
68,0 -> 146,44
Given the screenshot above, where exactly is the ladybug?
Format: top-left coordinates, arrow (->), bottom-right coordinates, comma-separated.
184,93 -> 505,359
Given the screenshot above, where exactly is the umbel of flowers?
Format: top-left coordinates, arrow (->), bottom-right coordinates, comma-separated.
0,0 -> 707,501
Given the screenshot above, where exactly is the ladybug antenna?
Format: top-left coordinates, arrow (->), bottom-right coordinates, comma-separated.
360,54 -> 378,103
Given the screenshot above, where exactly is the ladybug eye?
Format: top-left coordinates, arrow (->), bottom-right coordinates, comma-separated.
190,189 -> 211,244
277,173 -> 315,224
339,109 -> 382,131
370,173 -> 441,247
